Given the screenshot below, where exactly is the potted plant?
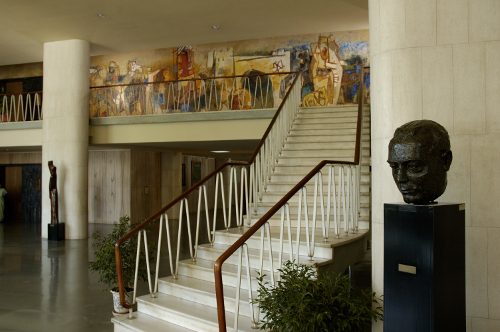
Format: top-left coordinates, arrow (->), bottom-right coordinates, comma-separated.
88,216 -> 156,314
254,261 -> 383,331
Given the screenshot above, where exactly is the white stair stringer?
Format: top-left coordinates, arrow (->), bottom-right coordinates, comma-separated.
112,105 -> 371,332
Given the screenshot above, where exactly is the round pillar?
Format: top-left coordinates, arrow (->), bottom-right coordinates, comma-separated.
42,40 -> 89,239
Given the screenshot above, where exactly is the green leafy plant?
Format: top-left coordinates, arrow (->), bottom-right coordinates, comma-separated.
88,216 -> 156,291
254,261 -> 383,332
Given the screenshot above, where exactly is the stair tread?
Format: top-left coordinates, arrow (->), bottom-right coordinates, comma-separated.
197,242 -> 333,266
136,292 -> 256,331
158,274 -> 258,301
218,226 -> 369,249
112,311 -> 196,332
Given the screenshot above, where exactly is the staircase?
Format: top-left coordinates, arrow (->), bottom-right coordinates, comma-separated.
112,104 -> 371,332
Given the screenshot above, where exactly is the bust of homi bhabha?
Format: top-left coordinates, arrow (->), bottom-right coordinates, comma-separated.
387,120 -> 453,205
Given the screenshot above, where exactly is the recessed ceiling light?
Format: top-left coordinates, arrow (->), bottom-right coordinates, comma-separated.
97,14 -> 106,18
211,150 -> 230,153
212,26 -> 220,30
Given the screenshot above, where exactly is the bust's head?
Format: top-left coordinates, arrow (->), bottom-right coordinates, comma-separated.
387,120 -> 453,204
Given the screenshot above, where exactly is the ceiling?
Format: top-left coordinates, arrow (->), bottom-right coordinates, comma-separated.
0,0 -> 368,66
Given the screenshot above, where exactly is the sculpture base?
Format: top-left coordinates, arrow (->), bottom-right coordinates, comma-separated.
48,223 -> 65,241
384,203 -> 465,332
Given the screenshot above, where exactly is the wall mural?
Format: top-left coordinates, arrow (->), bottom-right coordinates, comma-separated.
89,30 -> 369,116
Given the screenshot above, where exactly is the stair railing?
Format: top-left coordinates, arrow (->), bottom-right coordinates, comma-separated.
215,65 -> 367,331
89,71 -> 295,117
113,72 -> 301,317
0,92 -> 43,122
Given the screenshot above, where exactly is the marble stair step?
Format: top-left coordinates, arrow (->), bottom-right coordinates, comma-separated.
136,292 -> 256,332
264,180 -> 370,191
177,257 -> 278,291
291,122 -> 369,130
279,149 -> 368,158
270,172 -> 370,183
285,134 -> 369,143
195,242 -> 333,270
112,311 -> 197,332
211,230 -> 333,261
298,105 -> 358,114
259,191 -> 370,204
212,226 -> 368,260
157,274 -> 257,317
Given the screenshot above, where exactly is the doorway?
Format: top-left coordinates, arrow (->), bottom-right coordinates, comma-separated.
1,165 -> 41,222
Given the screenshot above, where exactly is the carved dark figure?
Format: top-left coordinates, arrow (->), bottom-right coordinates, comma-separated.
48,161 -> 59,224
387,120 -> 453,204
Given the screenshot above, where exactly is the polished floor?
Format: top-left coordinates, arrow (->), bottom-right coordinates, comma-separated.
0,220 -> 372,332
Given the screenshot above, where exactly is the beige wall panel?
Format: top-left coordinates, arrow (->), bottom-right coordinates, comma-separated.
438,135 -> 471,225
437,0 -> 469,45
0,129 -> 42,149
468,0 -> 500,43
371,51 -> 393,140
392,48 -> 423,126
453,43 -> 486,135
421,45 -> 454,132
379,0 -> 406,53
485,41 -> 500,134
470,135 -> 500,227
466,227 -> 489,318
405,0 -> 437,47
90,119 -> 269,145
371,137 -> 399,224
488,228 -> 500,319
471,318 -> 500,331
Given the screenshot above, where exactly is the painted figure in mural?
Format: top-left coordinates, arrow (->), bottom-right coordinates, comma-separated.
48,161 -> 59,224
0,184 -> 7,222
387,120 -> 453,204
292,49 -> 314,99
309,36 -> 343,106
302,87 -> 328,107
122,60 -> 145,115
175,46 -> 197,112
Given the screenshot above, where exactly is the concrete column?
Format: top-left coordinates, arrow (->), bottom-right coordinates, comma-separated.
369,0 -> 500,329
42,40 -> 89,239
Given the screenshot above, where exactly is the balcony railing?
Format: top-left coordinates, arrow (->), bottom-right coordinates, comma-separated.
89,72 -> 296,118
0,92 -> 43,123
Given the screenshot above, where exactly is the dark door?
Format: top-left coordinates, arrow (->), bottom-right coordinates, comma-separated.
5,166 -> 22,220
22,165 -> 42,222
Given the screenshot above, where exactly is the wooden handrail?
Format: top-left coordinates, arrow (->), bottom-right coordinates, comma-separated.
215,65 -> 368,331
90,71 -> 297,90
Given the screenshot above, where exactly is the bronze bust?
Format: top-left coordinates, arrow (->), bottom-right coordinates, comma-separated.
387,120 -> 453,204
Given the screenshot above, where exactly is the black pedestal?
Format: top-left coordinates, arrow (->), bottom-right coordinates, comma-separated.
384,203 -> 465,332
48,223 -> 65,241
